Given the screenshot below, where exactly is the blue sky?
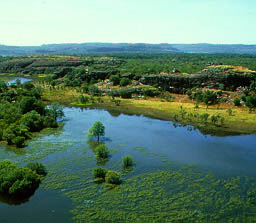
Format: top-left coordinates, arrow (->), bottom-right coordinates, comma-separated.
1,0 -> 255,46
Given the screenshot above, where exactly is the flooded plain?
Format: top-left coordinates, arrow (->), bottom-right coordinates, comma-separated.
1,107 -> 256,222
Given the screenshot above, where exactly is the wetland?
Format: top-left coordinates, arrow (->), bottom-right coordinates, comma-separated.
1,107 -> 256,222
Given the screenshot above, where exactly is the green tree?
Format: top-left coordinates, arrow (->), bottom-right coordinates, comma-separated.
120,78 -> 131,87
200,113 -> 209,124
88,121 -> 105,143
110,75 -> 120,85
246,95 -> 256,112
20,110 -> 44,132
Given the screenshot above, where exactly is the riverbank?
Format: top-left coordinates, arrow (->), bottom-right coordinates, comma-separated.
41,87 -> 256,136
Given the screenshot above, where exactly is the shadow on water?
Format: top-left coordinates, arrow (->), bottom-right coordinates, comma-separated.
0,189 -> 73,223
0,190 -> 36,206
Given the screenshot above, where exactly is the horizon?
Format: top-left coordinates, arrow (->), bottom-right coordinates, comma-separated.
1,0 -> 255,46
1,42 -> 256,47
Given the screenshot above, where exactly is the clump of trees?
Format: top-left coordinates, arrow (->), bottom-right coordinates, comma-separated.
189,89 -> 220,108
0,160 -> 46,197
93,167 -> 121,185
0,82 -> 64,147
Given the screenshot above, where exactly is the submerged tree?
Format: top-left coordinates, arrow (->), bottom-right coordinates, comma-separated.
88,121 -> 105,143
46,103 -> 64,120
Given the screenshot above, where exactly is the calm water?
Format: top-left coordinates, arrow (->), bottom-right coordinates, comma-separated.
1,107 -> 256,222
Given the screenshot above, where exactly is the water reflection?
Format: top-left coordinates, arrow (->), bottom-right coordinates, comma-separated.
0,191 -> 36,206
0,190 -> 73,223
173,122 -> 197,132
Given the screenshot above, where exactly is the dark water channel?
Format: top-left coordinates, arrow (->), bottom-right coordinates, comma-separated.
1,107 -> 256,222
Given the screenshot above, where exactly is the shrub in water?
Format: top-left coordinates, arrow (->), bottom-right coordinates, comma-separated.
105,171 -> 121,185
26,162 -> 47,176
95,144 -> 109,159
122,155 -> 133,169
93,167 -> 107,179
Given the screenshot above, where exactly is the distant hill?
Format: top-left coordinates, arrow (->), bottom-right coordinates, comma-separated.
0,43 -> 256,56
173,44 -> 256,54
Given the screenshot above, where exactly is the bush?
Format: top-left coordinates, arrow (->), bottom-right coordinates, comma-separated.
0,160 -> 41,196
234,98 -> 241,106
2,124 -> 29,146
142,87 -> 160,97
119,89 -> 133,98
246,95 -> 256,111
13,136 -> 26,148
186,89 -> 192,97
210,115 -> 218,125
110,75 -> 120,85
219,83 -> 225,90
226,109 -> 233,116
26,162 -> 47,176
20,110 -> 44,132
105,171 -> 121,185
113,99 -> 121,106
122,155 -> 133,169
46,103 -> 64,121
43,116 -> 58,128
93,167 -> 107,179
80,95 -> 90,104
241,95 -> 246,102
95,144 -> 109,159
22,82 -> 34,90
120,78 -> 131,87
200,113 -> 209,123
88,85 -> 100,96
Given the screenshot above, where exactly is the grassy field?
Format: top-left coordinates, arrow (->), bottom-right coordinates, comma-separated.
41,86 -> 256,136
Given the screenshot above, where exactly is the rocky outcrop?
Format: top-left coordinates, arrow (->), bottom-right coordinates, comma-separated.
140,66 -> 256,91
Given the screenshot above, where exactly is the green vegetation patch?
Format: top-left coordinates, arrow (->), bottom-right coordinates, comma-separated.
67,167 -> 256,223
0,160 -> 41,196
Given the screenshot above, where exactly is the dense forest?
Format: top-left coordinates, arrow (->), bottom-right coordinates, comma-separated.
1,53 -> 256,75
